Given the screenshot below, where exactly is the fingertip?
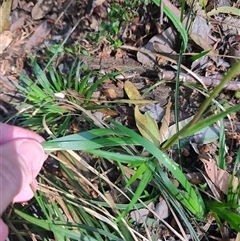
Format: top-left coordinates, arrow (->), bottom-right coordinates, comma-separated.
0,123 -> 45,144
16,139 -> 45,178
13,180 -> 38,203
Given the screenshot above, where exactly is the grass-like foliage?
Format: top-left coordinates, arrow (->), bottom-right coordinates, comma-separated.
7,49 -> 240,240
11,57 -> 122,134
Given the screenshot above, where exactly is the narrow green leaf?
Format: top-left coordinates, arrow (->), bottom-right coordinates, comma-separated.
162,60 -> 240,151
14,210 -> 99,241
87,149 -> 148,165
181,105 -> 240,138
207,6 -> 240,17
32,58 -> 54,94
152,0 -> 188,51
43,136 -> 138,153
163,5 -> 188,51
218,116 -> 226,169
207,201 -> 240,231
126,163 -> 148,187
157,167 -> 205,218
118,164 -> 154,220
190,50 -> 211,62
111,121 -> 205,218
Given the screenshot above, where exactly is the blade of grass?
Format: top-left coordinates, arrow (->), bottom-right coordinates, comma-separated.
14,209 -> 101,241
86,149 -> 149,165
117,162 -> 154,221
178,104 -> 240,138
85,70 -> 129,102
152,0 -> 188,51
218,115 -> 226,169
207,201 -> 240,232
32,58 -> 55,94
110,121 -> 205,218
152,173 -> 201,241
162,60 -> 240,151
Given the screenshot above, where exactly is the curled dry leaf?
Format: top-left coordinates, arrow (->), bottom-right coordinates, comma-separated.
200,158 -> 239,195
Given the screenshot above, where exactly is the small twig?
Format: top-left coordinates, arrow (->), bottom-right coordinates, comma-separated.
159,69 -> 240,91
120,45 -> 208,89
119,45 -> 240,91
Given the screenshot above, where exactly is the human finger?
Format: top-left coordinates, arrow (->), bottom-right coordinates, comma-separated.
0,123 -> 45,144
13,179 -> 38,203
0,139 -> 45,215
0,219 -> 8,241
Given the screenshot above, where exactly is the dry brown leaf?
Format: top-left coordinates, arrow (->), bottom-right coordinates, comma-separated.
216,16 -> 240,36
159,98 -> 171,143
200,170 -> 222,200
97,51 -> 110,58
24,21 -> 52,50
98,108 -> 119,118
134,106 -> 160,147
190,16 -> 215,54
130,208 -> 149,223
0,30 -> 13,54
11,0 -> 18,10
124,80 -> 142,100
124,80 -> 160,146
0,0 -> 12,34
31,0 -> 54,20
154,198 -> 169,220
137,29 -> 177,65
191,33 -> 215,54
10,17 -> 25,31
229,41 -> 240,67
200,158 -> 239,195
103,88 -> 116,99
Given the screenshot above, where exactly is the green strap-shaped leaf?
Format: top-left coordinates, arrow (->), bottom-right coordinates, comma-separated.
152,0 -> 188,51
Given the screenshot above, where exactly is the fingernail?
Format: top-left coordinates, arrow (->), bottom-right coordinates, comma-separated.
16,140 -> 44,172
